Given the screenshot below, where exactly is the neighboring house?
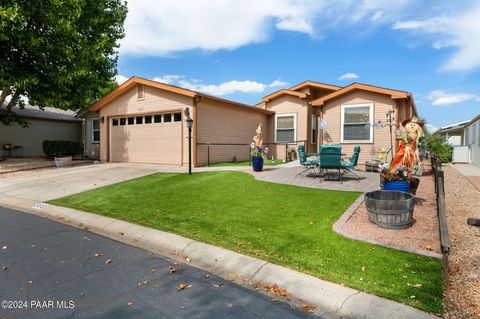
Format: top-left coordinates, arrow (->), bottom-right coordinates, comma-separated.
77,110 -> 100,159
462,115 -> 480,165
89,77 -> 417,167
0,105 -> 81,157
435,120 -> 469,146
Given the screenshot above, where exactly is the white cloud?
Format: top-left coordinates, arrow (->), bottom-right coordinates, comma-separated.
424,123 -> 438,134
337,72 -> 359,80
120,0 -> 414,56
427,90 -> 480,106
115,75 -> 129,84
152,75 -> 182,85
393,4 -> 480,71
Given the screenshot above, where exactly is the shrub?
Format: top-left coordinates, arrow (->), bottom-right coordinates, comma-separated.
42,140 -> 81,158
426,135 -> 452,162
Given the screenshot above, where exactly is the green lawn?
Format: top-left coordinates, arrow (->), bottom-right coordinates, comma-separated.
49,171 -> 443,313
204,159 -> 284,167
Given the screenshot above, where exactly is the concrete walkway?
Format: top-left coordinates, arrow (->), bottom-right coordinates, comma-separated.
450,163 -> 480,191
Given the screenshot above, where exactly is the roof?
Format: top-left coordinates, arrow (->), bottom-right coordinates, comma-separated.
436,120 -> 471,134
4,105 -> 80,122
89,76 -> 274,115
263,89 -> 307,102
311,82 -> 411,106
288,80 -> 341,92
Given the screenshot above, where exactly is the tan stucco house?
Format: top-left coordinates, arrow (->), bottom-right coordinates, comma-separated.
88,76 -> 417,167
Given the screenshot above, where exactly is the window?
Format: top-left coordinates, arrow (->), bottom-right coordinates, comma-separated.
154,114 -> 162,123
174,112 -> 182,122
164,113 -> 172,122
137,84 -> 144,100
112,118 -> 119,126
311,113 -> 317,144
92,118 -> 100,143
120,118 -> 126,126
145,115 -> 152,124
275,114 -> 296,143
127,117 -> 134,125
341,104 -> 373,143
136,116 -> 143,124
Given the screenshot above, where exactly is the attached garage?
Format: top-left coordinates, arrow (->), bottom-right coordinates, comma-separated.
109,112 -> 183,164
89,76 -> 273,167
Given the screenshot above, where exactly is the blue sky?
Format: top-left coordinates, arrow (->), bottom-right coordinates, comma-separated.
115,0 -> 480,131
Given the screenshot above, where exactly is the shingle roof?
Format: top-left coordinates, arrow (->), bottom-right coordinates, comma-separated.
6,105 -> 81,122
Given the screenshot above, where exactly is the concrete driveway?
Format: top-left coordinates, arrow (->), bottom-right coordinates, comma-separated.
0,163 -> 186,202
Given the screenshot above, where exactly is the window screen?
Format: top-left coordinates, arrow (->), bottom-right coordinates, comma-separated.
343,106 -> 370,141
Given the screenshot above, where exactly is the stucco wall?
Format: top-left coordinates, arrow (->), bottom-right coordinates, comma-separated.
196,99 -> 270,165
0,118 -> 81,157
98,85 -> 193,163
321,90 -> 398,164
83,111 -> 100,159
464,120 -> 480,165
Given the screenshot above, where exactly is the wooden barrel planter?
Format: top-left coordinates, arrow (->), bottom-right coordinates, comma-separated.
364,190 -> 415,229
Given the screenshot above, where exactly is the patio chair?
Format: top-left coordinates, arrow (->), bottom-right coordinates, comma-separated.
341,145 -> 361,181
319,145 -> 343,182
296,145 -> 319,177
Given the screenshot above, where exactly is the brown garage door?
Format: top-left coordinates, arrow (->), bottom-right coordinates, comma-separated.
110,112 -> 182,164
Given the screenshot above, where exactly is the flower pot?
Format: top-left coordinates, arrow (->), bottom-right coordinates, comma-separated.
251,156 -> 264,172
54,156 -> 72,168
383,180 -> 409,192
365,190 -> 415,229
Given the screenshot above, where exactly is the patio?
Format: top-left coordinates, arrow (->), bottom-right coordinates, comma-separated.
253,165 -> 380,192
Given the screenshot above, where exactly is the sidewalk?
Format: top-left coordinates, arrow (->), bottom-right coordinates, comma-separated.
450,163 -> 480,191
0,194 -> 437,319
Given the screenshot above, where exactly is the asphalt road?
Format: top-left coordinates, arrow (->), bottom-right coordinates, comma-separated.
0,207 -> 319,319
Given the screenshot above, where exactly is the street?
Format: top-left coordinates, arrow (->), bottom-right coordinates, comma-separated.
0,206 -> 318,319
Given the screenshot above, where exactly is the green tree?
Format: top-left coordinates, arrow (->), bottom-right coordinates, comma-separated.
0,0 -> 127,125
426,134 -> 452,162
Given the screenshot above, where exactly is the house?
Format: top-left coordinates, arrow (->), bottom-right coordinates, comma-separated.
435,120 -> 469,146
0,105 -> 81,157
88,76 -> 417,167
450,115 -> 480,165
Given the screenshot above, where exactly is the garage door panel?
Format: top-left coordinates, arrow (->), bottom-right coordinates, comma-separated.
110,117 -> 181,164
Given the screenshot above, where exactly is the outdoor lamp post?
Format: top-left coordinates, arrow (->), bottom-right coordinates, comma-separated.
184,107 -> 193,175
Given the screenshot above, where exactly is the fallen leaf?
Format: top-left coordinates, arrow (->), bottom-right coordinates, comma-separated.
118,232 -> 124,236
424,245 -> 433,251
205,274 -> 210,278
105,259 -> 113,264
213,282 -> 224,288
132,239 -> 139,244
143,281 -> 149,285
227,272 -> 240,280
94,252 -> 103,257
410,295 -> 416,299
178,283 -> 187,290
183,256 -> 191,263
224,302 -> 233,308
82,236 -> 91,241
169,266 -> 176,274
127,302 -> 134,307
361,266 -> 366,272
2,245 -> 7,250
272,298 -> 278,302
151,268 -> 156,273
28,280 -> 32,284
407,283 -> 422,288
2,266 -> 7,270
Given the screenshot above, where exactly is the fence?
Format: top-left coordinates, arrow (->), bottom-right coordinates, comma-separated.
431,153 -> 451,286
196,140 -> 307,167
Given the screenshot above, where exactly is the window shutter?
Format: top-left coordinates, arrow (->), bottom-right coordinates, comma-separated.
137,84 -> 144,100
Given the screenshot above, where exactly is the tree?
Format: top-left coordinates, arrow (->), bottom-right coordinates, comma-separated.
426,134 -> 452,163
0,0 -> 127,125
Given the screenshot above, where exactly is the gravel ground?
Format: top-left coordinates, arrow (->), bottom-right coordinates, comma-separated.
0,157 -> 53,173
444,166 -> 480,319
342,174 -> 441,255
0,159 -> 94,179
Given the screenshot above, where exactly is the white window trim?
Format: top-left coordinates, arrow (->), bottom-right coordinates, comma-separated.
274,113 -> 297,143
92,118 -> 100,144
340,103 -> 374,144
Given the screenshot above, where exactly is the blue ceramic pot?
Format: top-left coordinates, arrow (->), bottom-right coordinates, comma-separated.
383,180 -> 410,192
251,156 -> 264,172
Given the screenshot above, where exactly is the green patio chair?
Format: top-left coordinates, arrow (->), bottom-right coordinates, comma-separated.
296,145 -> 319,177
341,145 -> 361,181
319,145 -> 343,182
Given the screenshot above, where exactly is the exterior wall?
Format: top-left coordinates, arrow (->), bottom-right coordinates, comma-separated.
321,90 -> 398,165
265,95 -> 308,160
196,99 -> 270,166
0,118 -> 81,157
98,85 -> 193,163
83,111 -> 100,159
464,119 -> 480,165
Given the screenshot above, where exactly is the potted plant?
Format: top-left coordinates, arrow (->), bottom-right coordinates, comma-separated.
378,163 -> 410,192
250,123 -> 268,172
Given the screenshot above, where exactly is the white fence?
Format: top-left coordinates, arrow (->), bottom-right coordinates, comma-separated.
452,145 -> 470,163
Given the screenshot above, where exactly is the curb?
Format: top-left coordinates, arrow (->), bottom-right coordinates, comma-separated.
0,195 -> 437,319
333,195 -> 443,259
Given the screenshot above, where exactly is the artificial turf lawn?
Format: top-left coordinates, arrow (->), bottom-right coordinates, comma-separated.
49,171 -> 443,313
205,159 -> 284,167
